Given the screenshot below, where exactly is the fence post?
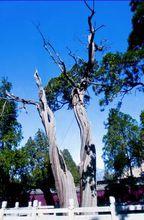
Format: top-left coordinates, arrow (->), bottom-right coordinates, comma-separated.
38,201 -> 42,218
0,201 -> 7,220
109,196 -> 116,220
28,201 -> 32,208
32,200 -> 38,220
38,202 -> 41,207
14,202 -> 19,217
69,199 -> 74,220
15,202 -> 19,209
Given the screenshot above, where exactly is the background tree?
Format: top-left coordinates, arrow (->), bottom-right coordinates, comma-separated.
93,0 -> 144,108
139,111 -> 144,166
140,111 -> 144,144
62,149 -> 80,186
0,78 -> 22,148
96,1 -> 144,179
128,0 -> 144,50
103,108 -> 142,178
0,78 -> 28,206
21,129 -> 55,205
21,132 -> 80,204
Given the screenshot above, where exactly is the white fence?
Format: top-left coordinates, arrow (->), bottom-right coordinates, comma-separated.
0,197 -> 144,220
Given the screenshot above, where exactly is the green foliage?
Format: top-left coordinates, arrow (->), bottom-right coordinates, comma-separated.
0,78 -> 27,206
93,1 -> 144,108
45,59 -> 98,111
15,129 -> 55,205
93,48 -> 144,108
140,111 -> 144,158
0,78 -> 22,149
45,73 -> 72,111
129,1 -> 144,50
21,129 -> 54,189
103,109 -> 142,178
45,1 -> 144,112
62,149 -> 80,185
0,78 -> 22,172
21,131 -> 80,203
0,118 -> 80,205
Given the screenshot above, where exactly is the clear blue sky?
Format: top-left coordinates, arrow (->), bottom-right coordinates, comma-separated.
0,1 -> 143,169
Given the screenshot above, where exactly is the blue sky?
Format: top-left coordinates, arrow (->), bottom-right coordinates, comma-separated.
0,1 -> 143,169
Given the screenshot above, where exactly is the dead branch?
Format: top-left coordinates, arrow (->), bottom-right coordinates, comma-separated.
84,0 -> 95,13
95,24 -> 105,33
6,91 -> 38,107
35,24 -> 77,88
87,7 -> 95,67
35,24 -> 64,71
34,69 -> 55,124
83,0 -> 96,79
66,47 -> 78,65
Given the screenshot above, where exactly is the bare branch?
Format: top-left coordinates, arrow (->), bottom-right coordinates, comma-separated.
84,0 -> 94,13
77,37 -> 86,47
34,69 -> 55,126
35,24 -> 77,88
6,91 -> 38,107
83,0 -> 96,80
93,0 -> 95,11
66,47 -> 78,65
95,25 -> 105,33
121,82 -> 144,94
35,24 -> 63,71
87,11 -> 95,67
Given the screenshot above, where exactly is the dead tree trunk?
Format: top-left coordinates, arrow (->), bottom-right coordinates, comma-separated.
72,88 -> 97,207
7,71 -> 78,208
70,1 -> 97,207
35,0 -> 98,207
34,72 -> 78,208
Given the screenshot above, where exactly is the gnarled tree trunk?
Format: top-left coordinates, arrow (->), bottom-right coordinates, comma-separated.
72,88 -> 97,207
34,72 -> 78,208
6,72 -> 78,208
35,0 -> 97,207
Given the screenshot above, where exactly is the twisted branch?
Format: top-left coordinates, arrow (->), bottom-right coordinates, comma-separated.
35,24 -> 77,88
6,91 -> 38,108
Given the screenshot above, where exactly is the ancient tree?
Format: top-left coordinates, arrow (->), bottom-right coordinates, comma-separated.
5,0 -> 104,207
44,1 -> 103,206
6,71 -> 78,208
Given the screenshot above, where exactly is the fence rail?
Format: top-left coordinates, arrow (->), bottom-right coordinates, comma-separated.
0,197 -> 144,220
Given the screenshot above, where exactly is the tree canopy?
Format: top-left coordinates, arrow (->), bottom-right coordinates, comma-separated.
0,78 -> 22,149
21,129 -> 55,205
128,0 -> 144,50
103,109 -> 143,179
93,0 -> 144,108
0,78 -> 26,206
45,59 -> 98,112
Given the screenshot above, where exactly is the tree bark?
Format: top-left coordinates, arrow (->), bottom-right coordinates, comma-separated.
34,72 -> 78,208
72,88 -> 97,207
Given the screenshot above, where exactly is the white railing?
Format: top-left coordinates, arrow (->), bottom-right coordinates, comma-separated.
0,197 -> 116,220
0,197 -> 144,220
